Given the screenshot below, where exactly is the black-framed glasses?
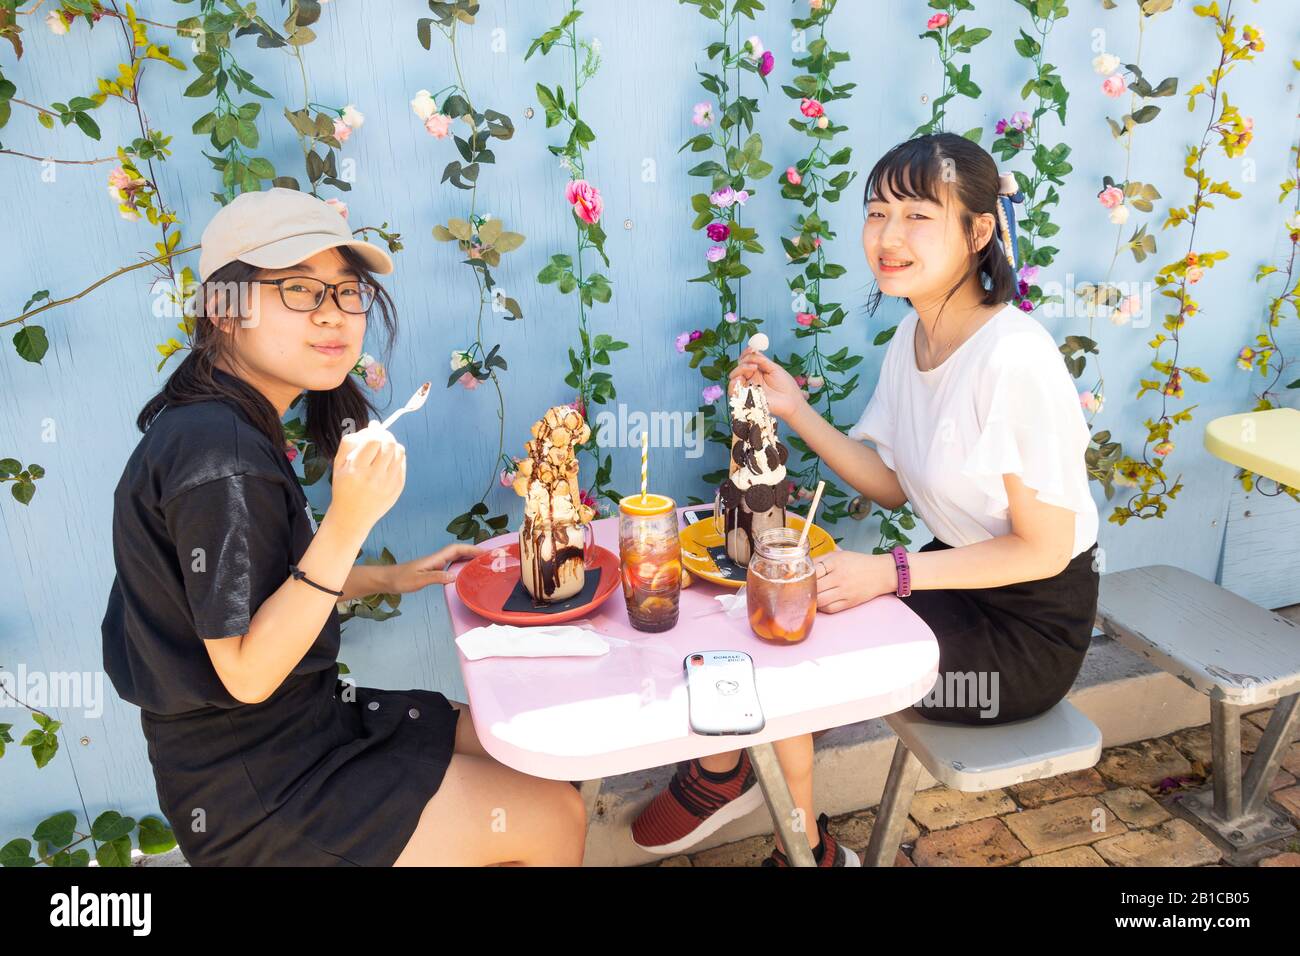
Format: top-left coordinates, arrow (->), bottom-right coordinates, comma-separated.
263,276 -> 377,314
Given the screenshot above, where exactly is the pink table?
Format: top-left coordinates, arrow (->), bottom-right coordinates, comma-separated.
443,506 -> 939,865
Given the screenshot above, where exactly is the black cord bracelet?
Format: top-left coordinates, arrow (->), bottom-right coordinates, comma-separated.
289,564 -> 344,597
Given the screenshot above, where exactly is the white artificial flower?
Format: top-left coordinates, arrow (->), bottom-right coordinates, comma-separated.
744,35 -> 764,60
1286,212 -> 1300,232
341,105 -> 364,129
450,349 -> 471,371
1108,204 -> 1130,225
358,352 -> 375,369
410,90 -> 437,121
46,11 -> 69,34
1092,53 -> 1120,75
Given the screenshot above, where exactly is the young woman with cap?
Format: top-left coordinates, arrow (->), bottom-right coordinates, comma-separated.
101,188 -> 587,866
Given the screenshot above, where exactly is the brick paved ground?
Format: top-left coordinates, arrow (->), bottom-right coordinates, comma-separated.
665,703 -> 1300,868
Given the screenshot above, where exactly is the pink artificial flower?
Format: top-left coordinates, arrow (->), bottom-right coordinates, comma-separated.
1010,111 -> 1031,130
1098,186 -> 1124,209
579,487 -> 597,508
702,384 -> 724,404
324,197 -> 349,219
425,113 -> 453,138
710,186 -> 737,207
724,311 -> 738,324
570,396 -> 587,420
706,245 -> 727,263
809,0 -> 824,9
995,119 -> 1008,135
1117,294 -> 1141,317
796,312 -> 816,327
692,102 -> 714,127
364,361 -> 386,390
565,179 -> 604,225
1019,299 -> 1034,313
332,118 -> 352,143
1079,390 -> 1099,413
927,13 -> 950,30
794,375 -> 807,387
706,221 -> 731,242
499,467 -> 515,488
284,441 -> 299,463
799,97 -> 824,118
689,330 -> 703,341
1019,264 -> 1040,282
1017,280 -> 1030,297
1101,74 -> 1127,98
458,372 -> 480,390
675,332 -> 692,353
786,166 -> 802,186
1153,441 -> 1174,458
1186,265 -> 1204,284
759,51 -> 775,77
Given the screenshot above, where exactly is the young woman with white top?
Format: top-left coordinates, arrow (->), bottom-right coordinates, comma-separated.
630,132 -> 1100,866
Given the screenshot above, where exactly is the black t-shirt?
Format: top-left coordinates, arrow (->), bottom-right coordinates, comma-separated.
101,381 -> 340,715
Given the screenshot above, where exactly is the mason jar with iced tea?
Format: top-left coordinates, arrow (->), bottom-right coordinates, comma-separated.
618,493 -> 681,632
746,526 -> 816,644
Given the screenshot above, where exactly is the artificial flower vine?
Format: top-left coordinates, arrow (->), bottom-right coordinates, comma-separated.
1075,0 -> 1178,499
525,1 -> 626,512
990,0 -> 1069,316
677,0 -> 774,491
1234,132 -> 1300,499
773,0 -> 860,530
913,0 -> 988,140
1110,0 -> 1261,524
416,0 -> 524,543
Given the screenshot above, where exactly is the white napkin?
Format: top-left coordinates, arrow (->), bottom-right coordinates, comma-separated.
714,586 -> 748,619
456,622 -> 611,661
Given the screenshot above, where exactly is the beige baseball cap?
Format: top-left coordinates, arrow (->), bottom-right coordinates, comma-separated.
198,187 -> 394,282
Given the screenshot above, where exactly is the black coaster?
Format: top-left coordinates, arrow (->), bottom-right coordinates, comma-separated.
501,567 -> 603,613
706,544 -> 748,582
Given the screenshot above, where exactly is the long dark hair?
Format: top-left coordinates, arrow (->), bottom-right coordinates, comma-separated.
863,132 -> 1017,317
136,244 -> 398,462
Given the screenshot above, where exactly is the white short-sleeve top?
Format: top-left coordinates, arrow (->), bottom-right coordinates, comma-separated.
849,304 -> 1099,558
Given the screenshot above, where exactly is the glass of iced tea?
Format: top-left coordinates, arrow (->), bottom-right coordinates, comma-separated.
618,493 -> 682,633
746,526 -> 816,644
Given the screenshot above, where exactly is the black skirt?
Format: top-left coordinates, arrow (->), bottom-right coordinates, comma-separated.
141,665 -> 461,866
902,538 -> 1099,725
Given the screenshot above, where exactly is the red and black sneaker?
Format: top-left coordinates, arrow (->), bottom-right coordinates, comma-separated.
761,812 -> 860,867
631,751 -> 763,855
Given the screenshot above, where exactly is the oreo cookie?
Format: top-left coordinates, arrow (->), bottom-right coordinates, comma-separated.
719,479 -> 741,508
776,442 -> 789,465
744,448 -> 761,474
731,442 -> 746,466
775,481 -> 791,507
731,418 -> 749,440
748,421 -> 763,446
764,445 -> 780,470
745,482 -> 775,512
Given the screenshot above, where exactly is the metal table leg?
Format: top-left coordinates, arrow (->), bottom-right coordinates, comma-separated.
746,742 -> 816,867
1181,692 -> 1298,849
578,778 -> 602,820
864,740 -> 923,867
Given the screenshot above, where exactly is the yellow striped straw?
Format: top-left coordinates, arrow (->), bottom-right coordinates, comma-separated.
641,431 -> 648,503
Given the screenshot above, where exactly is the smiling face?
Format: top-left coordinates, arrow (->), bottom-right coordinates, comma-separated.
210,247 -> 370,414
862,178 -> 995,309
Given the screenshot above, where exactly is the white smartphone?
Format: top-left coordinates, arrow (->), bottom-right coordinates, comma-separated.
684,651 -> 765,735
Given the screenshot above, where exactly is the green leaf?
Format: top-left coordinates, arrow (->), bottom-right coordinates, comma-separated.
90,810 -> 135,843
14,326 -> 48,364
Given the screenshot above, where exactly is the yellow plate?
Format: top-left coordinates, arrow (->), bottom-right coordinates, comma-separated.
679,512 -> 836,589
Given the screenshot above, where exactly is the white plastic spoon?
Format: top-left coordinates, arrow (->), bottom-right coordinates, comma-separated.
380,381 -> 431,430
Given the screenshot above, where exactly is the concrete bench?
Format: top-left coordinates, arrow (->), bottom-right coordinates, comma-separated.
1096,564 -> 1300,849
863,700 -> 1102,866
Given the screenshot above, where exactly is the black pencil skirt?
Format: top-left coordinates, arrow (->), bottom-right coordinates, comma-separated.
141,665 -> 461,866
902,537 -> 1100,725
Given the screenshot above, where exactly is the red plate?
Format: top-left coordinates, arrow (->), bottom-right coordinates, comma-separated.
453,542 -> 622,625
